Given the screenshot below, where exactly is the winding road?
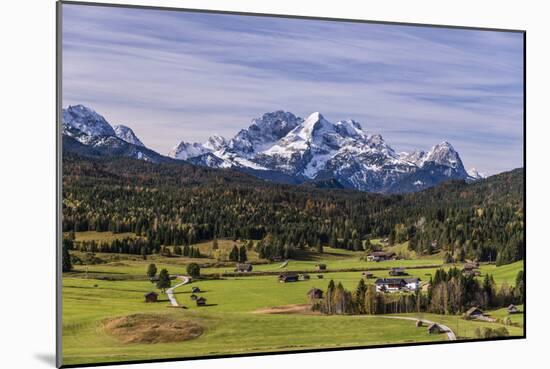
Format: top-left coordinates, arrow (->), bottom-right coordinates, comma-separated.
165,276 -> 191,307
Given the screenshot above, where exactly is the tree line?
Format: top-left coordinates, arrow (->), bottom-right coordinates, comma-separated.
62,153 -> 524,265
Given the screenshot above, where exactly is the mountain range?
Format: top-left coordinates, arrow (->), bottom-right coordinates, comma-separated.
61,105 -> 485,193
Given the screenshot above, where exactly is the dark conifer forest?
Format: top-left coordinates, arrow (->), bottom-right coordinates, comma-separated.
62,153 -> 524,265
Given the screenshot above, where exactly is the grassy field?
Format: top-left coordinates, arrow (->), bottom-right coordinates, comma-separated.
62,232 -> 524,365
62,276 -> 445,365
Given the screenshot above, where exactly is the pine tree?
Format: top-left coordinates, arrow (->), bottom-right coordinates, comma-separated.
156,269 -> 171,292
186,263 -> 201,278
146,263 -> 157,279
62,240 -> 72,273
238,245 -> 248,262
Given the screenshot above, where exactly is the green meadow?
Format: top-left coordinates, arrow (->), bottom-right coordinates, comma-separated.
62,232 -> 524,365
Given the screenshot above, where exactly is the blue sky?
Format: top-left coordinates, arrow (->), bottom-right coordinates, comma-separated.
62,4 -> 524,175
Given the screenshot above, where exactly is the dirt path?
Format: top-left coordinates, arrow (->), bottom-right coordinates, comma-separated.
253,305 -> 456,341
363,316 -> 456,341
165,276 -> 191,307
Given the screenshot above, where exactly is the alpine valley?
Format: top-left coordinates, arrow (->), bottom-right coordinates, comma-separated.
62,105 -> 485,193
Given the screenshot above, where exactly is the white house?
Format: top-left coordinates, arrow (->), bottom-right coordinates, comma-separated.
375,277 -> 421,293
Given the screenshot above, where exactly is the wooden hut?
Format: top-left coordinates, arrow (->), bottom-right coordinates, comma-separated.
465,306 -> 484,319
279,273 -> 299,283
234,263 -> 253,273
144,292 -> 158,303
389,267 -> 407,276
307,288 -> 324,300
507,304 -> 519,314
427,323 -> 444,334
362,271 -> 374,279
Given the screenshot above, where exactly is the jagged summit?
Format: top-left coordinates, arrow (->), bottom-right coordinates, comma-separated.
114,124 -> 145,147
168,110 -> 473,192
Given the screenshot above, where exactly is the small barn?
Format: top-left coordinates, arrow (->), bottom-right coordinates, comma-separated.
367,251 -> 396,262
144,292 -> 158,303
279,273 -> 299,283
389,267 -> 407,276
196,297 -> 207,306
307,288 -> 324,300
362,271 -> 374,279
507,304 -> 520,314
234,263 -> 253,273
316,263 -> 327,271
465,306 -> 484,319
191,286 -> 201,293
427,323 -> 444,334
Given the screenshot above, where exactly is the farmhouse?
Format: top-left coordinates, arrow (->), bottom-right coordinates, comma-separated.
367,251 -> 396,262
234,263 -> 253,273
144,292 -> 158,303
507,304 -> 519,314
375,277 -> 420,292
196,297 -> 207,306
375,278 -> 406,292
316,263 -> 327,271
389,267 -> 407,276
279,273 -> 299,283
307,288 -> 324,300
427,323 -> 445,334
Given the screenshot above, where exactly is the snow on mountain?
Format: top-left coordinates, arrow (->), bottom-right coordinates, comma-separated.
62,105 -> 116,140
62,105 -> 169,163
114,124 -> 145,147
467,168 -> 486,180
169,111 -> 475,192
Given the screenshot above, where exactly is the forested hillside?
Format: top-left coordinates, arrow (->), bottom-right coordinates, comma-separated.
62,153 -> 524,265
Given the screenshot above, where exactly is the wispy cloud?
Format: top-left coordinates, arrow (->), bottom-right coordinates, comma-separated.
62,4 -> 524,175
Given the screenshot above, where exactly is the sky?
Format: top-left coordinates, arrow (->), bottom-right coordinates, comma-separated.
62,4 -> 524,175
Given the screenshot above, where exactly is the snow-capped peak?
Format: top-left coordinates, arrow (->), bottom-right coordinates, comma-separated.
62,104 -> 116,137
467,168 -> 486,180
424,141 -> 461,167
169,141 -> 209,160
114,124 -> 145,147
